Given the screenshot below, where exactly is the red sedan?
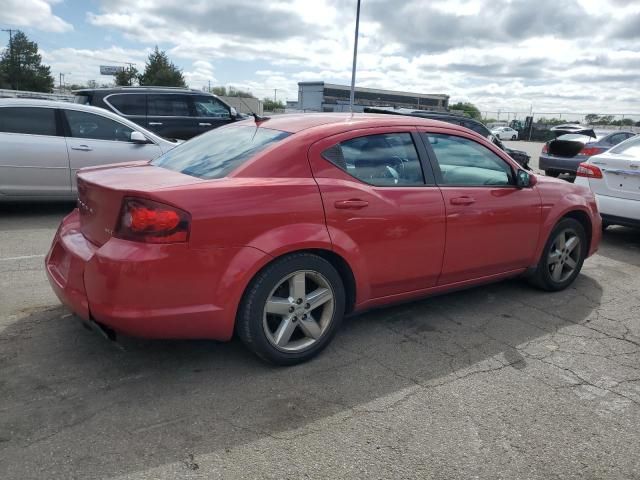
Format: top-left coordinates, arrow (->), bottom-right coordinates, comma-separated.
46,114 -> 601,364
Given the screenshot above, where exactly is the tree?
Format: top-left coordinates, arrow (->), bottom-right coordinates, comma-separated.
449,102 -> 481,120
115,66 -> 139,86
0,31 -> 54,92
210,86 -> 255,98
585,114 -> 600,124
138,47 -> 186,87
211,86 -> 227,96
263,98 -> 284,111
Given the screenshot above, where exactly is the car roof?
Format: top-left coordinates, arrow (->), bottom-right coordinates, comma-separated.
74,87 -> 206,94
233,112 -> 461,134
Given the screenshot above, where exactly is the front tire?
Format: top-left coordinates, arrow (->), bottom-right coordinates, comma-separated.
237,253 -> 345,365
511,135 -> 517,140
529,218 -> 587,291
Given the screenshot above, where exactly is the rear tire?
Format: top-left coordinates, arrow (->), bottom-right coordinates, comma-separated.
528,218 -> 587,291
545,170 -> 560,178
511,135 -> 517,140
237,253 -> 345,365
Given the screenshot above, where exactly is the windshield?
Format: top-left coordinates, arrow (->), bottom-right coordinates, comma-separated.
610,136 -> 640,156
151,125 -> 290,179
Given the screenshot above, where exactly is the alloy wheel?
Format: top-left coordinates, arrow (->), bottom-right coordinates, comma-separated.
547,229 -> 581,283
262,270 -> 335,352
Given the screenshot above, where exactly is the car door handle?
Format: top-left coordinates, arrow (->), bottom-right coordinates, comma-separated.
450,196 -> 476,205
199,122 -> 212,126
148,122 -> 163,126
71,145 -> 92,152
334,199 -> 369,209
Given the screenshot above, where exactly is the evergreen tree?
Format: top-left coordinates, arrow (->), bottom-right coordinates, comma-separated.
0,31 -> 54,92
115,66 -> 139,86
138,47 -> 186,87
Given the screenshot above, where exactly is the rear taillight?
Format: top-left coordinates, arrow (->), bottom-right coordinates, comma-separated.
576,162 -> 603,179
578,146 -> 604,156
542,143 -> 549,153
116,197 -> 190,243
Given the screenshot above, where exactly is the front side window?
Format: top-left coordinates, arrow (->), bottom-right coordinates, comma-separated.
64,110 -> 134,142
106,94 -> 146,116
0,107 -> 57,136
147,94 -> 190,116
425,133 -> 513,186
193,96 -> 231,118
322,133 -> 425,186
152,125 -> 290,179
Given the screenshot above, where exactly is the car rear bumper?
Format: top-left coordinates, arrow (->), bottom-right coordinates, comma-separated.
539,154 -> 587,173
45,209 -> 268,341
594,193 -> 640,225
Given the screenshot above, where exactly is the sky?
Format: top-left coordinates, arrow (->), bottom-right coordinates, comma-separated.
1,0 -> 640,116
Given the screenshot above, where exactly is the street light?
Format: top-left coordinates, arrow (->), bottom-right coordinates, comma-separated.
348,0 -> 361,113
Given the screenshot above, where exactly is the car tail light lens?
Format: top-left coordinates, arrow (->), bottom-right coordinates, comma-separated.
542,143 -> 549,153
116,197 -> 190,243
578,146 -> 604,156
576,162 -> 603,179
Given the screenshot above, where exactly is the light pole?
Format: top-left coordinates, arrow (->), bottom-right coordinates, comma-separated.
1,29 -> 16,90
349,0 -> 361,112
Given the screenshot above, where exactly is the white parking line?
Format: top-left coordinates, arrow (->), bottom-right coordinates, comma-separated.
0,254 -> 46,262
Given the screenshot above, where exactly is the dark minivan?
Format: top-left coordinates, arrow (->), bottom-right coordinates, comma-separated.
74,87 -> 241,140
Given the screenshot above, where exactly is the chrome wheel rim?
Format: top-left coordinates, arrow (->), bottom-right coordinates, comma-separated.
547,229 -> 581,283
262,270 -> 335,352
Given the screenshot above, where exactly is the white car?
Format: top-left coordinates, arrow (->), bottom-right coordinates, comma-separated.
491,126 -> 519,141
0,99 -> 180,201
575,135 -> 640,229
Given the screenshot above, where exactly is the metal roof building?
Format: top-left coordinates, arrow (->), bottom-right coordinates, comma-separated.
297,81 -> 449,113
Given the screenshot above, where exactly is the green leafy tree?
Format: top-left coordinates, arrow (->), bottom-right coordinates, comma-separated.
227,87 -> 255,98
584,114 -> 600,124
0,31 -> 54,92
115,66 -> 139,86
138,47 -> 186,87
263,98 -> 285,111
449,101 -> 481,120
211,86 -> 227,96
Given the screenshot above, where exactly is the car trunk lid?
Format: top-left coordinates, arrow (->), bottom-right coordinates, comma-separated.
547,134 -> 599,158
589,154 -> 640,201
76,162 -> 203,246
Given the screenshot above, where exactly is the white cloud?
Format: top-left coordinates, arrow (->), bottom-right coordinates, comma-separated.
0,0 -> 73,33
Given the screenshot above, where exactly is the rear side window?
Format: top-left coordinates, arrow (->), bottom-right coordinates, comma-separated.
610,136 -> 640,155
106,94 -> 146,116
425,133 -> 513,186
322,133 -> 425,186
152,125 -> 290,179
148,94 -> 190,116
0,107 -> 57,136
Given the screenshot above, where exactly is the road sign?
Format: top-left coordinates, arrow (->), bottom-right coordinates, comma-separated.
100,65 -> 125,75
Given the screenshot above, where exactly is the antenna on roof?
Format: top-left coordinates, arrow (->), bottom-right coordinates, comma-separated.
252,112 -> 270,123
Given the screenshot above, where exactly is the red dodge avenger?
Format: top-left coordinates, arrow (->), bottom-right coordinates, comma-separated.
46,113 -> 601,364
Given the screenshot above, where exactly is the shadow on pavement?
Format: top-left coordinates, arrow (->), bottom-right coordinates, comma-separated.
0,274 -> 602,479
598,226 -> 640,267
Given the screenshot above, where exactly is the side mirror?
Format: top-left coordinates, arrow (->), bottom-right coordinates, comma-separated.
516,169 -> 536,188
130,131 -> 149,144
230,106 -> 238,118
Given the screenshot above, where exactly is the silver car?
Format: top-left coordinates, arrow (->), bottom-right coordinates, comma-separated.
0,99 -> 179,201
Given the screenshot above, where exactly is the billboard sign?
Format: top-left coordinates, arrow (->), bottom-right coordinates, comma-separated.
100,65 -> 125,76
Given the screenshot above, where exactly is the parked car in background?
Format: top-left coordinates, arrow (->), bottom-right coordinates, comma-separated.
492,126 -> 519,140
364,107 -> 531,168
0,99 -> 178,201
74,87 -> 242,140
540,129 -> 635,178
575,135 -> 640,229
46,113 -> 600,365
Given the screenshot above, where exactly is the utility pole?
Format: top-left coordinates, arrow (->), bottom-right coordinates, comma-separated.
1,29 -> 16,90
208,80 -> 211,93
59,72 -> 64,91
349,0 -> 361,113
274,89 -> 278,105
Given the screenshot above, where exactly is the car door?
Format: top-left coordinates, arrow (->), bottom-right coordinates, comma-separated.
146,94 -> 197,140
190,95 -> 234,135
62,108 -> 163,192
420,129 -> 541,285
308,128 -> 446,299
0,106 -> 71,197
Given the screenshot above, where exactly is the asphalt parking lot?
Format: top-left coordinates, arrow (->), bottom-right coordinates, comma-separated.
1,155 -> 640,479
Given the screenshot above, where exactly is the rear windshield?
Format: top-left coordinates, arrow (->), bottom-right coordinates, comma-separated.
151,125 -> 290,179
610,136 -> 640,156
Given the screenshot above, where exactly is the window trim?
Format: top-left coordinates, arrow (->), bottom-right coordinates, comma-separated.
419,131 -> 518,188
320,131 -> 433,188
